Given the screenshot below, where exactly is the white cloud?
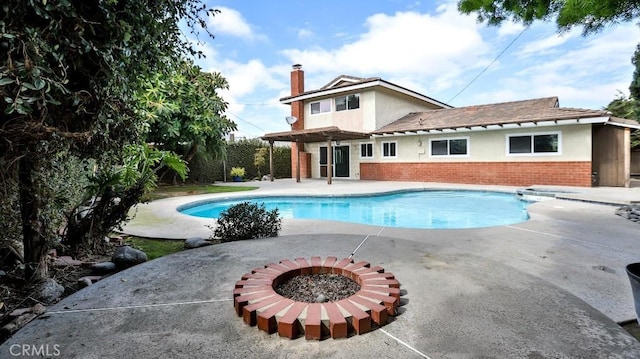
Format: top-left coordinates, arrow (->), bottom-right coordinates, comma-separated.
518,30 -> 578,57
297,28 -> 314,40
208,7 -> 256,40
497,21 -> 526,38
516,24 -> 639,85
455,22 -> 640,110
280,3 -> 491,94
192,55 -> 292,135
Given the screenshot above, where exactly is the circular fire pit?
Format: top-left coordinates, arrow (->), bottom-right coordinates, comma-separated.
233,256 -> 400,340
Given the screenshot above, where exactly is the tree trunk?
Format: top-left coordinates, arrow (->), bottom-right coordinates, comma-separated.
18,156 -> 48,282
171,143 -> 198,184
185,143 -> 199,163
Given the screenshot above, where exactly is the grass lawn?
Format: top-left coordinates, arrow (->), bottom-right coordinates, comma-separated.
125,237 -> 186,261
146,183 -> 258,201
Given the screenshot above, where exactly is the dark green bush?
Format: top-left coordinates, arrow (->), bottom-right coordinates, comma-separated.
209,202 -> 281,242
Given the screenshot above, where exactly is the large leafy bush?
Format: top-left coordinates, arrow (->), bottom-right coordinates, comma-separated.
210,202 -> 281,242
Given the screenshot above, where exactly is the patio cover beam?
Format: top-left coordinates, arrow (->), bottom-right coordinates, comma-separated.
261,126 -> 370,184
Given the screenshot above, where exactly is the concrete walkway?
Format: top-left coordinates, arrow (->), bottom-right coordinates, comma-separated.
3,180 -> 640,358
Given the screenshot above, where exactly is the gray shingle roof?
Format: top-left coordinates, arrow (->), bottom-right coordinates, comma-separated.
373,97 -> 613,134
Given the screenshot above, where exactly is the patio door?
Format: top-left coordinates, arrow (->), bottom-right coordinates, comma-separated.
320,146 -> 350,177
334,146 -> 349,177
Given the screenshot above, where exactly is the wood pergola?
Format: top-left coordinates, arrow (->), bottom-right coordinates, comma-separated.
261,126 -> 371,184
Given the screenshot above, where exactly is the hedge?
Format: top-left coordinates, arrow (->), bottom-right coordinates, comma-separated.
186,139 -> 292,183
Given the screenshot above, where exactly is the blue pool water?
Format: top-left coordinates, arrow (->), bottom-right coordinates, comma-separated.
178,190 -> 530,229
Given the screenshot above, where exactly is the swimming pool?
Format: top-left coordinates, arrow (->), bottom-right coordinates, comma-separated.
178,190 -> 530,229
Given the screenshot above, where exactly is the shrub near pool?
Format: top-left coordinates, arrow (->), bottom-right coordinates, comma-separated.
209,202 -> 281,242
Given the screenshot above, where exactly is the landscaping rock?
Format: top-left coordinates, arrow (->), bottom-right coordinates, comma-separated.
111,246 -> 147,269
37,279 -> 64,304
184,237 -> 212,249
32,303 -> 46,315
9,308 -> 32,317
52,256 -> 84,267
78,277 -> 93,288
78,275 -> 102,287
616,205 -> 640,224
92,261 -> 117,274
9,304 -> 46,317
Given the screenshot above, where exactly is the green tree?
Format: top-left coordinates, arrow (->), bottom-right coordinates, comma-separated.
63,144 -> 187,255
458,0 -> 640,34
605,92 -> 639,148
1,0 -> 218,281
254,147 -> 268,178
137,60 -> 237,167
631,43 -> 640,111
606,92 -> 636,119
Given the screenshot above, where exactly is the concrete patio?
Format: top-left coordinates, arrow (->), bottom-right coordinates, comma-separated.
2,180 -> 640,358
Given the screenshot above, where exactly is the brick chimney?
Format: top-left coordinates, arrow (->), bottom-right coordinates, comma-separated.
290,64 -> 304,131
289,64 -> 310,180
291,64 -> 304,96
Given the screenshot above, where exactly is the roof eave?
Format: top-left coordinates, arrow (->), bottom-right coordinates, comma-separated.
280,80 -> 452,109
371,116 -> 611,136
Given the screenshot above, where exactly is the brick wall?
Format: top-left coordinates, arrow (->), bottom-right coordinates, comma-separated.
291,148 -> 312,179
359,161 -> 593,187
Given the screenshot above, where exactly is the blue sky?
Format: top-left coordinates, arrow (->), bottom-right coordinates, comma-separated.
191,0 -> 640,139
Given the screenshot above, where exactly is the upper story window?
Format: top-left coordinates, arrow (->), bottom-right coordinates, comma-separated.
507,132 -> 560,155
382,141 -> 397,158
360,142 -> 373,158
335,94 -> 360,111
310,99 -> 331,115
430,137 -> 469,157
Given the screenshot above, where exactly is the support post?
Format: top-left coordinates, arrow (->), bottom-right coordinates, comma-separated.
269,141 -> 274,182
296,140 -> 301,183
327,138 -> 333,185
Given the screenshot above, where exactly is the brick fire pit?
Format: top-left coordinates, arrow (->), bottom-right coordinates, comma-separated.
233,256 -> 400,340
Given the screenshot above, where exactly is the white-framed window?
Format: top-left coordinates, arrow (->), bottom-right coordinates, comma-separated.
429,137 -> 469,157
310,99 -> 331,115
360,142 -> 373,158
335,94 -> 360,111
381,141 -> 397,158
506,132 -> 561,155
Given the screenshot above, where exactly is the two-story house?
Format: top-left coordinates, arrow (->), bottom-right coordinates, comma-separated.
262,64 -> 640,187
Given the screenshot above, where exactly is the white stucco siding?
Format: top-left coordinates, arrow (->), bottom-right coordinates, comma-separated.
306,142 -> 321,177
302,87 -> 444,133
303,93 -> 364,132
370,124 -> 592,162
303,97 -> 334,129
373,89 -> 443,130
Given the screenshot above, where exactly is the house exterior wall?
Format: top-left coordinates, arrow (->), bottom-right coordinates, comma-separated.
305,124 -> 594,186
373,124 -> 592,162
303,94 -> 362,132
303,88 -> 444,132
372,88 -> 444,130
360,161 -> 592,186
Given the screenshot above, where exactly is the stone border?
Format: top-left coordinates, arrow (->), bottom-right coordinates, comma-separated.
233,256 -> 400,340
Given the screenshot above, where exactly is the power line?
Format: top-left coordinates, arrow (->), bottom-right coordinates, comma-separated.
227,102 -> 273,106
226,110 -> 267,133
447,27 -> 529,104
